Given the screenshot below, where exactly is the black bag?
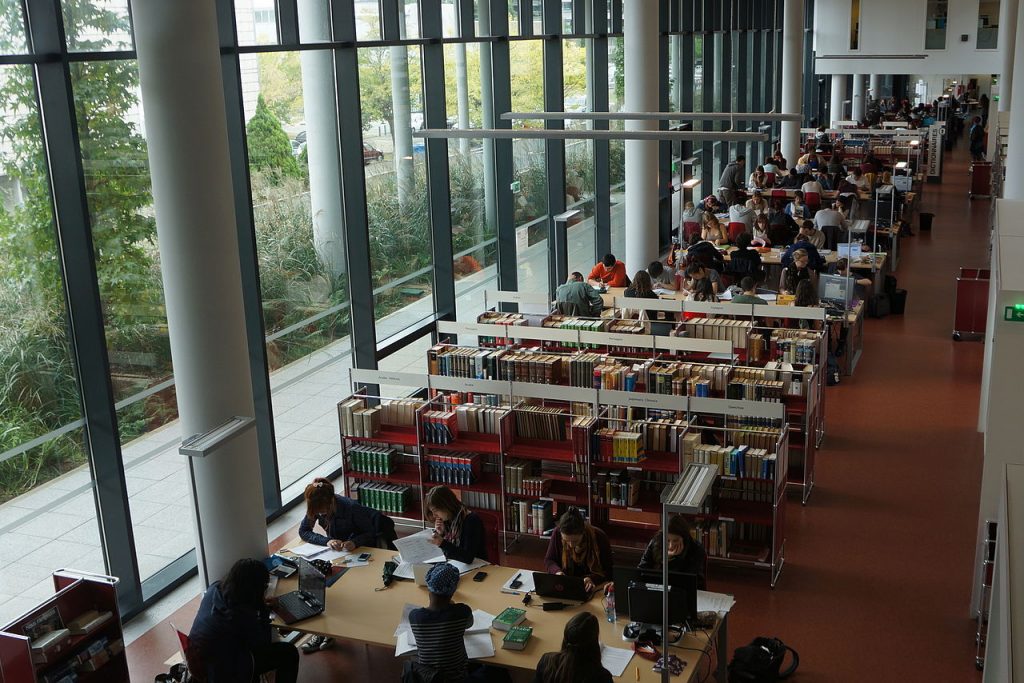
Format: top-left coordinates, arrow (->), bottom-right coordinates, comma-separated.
883,274 -> 898,297
727,637 -> 799,683
402,660 -> 443,683
154,663 -> 193,683
867,292 -> 890,318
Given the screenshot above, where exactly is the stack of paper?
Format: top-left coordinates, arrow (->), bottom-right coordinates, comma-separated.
697,589 -> 736,614
599,643 -> 635,677
289,543 -> 354,563
500,572 -> 536,593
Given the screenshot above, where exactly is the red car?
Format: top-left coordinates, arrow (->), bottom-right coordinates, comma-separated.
363,143 -> 384,164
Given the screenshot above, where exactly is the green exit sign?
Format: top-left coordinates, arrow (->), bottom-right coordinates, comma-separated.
1004,305 -> 1024,322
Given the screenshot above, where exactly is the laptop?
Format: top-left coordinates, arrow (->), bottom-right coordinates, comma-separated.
274,558 -> 327,624
532,572 -> 593,603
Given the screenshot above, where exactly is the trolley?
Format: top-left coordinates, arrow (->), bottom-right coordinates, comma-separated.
953,268 -> 990,341
969,161 -> 992,199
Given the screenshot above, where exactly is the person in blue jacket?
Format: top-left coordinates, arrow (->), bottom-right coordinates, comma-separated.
188,558 -> 298,683
298,477 -> 392,552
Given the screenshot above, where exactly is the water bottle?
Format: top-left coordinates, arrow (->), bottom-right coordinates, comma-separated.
603,584 -> 616,623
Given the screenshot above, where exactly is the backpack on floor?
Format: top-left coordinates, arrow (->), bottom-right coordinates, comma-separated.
728,637 -> 799,683
867,292 -> 891,318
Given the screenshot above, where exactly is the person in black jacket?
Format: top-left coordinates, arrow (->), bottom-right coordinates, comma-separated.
638,515 -> 707,589
426,485 -> 488,563
533,613 -> 613,683
188,559 -> 298,683
727,233 -> 763,283
299,477 -> 391,551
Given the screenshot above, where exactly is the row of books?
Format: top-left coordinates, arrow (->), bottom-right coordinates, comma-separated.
642,418 -> 693,454
425,453 -> 481,486
726,415 -> 785,430
594,428 -> 645,464
436,391 -> 503,408
451,404 -> 504,435
748,333 -> 767,363
458,489 -> 502,511
513,405 -> 569,441
727,426 -> 782,452
497,351 -> 565,384
650,361 -> 731,395
377,399 -> 424,427
762,362 -> 813,397
686,443 -> 778,480
39,635 -> 124,679
504,460 -> 545,497
428,345 -> 504,379
507,499 -> 553,535
348,445 -> 396,475
353,482 -> 411,514
698,521 -> 771,561
477,312 -> 526,327
592,471 -> 641,507
677,318 -> 753,349
421,410 -> 459,444
726,379 -> 786,402
715,478 -> 777,505
338,399 -> 383,438
776,338 -> 818,365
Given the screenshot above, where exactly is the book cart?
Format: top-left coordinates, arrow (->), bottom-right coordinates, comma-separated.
0,569 -> 127,683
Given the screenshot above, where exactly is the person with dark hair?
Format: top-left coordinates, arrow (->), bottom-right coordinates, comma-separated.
544,507 -> 614,592
587,253 -> 629,287
425,485 -> 488,563
777,167 -> 801,189
638,514 -> 707,589
683,261 -> 722,296
556,272 -> 604,316
532,613 -> 613,683
718,155 -> 746,205
188,559 -> 299,683
298,477 -> 391,652
794,278 -> 819,308
732,277 -> 768,305
969,116 -> 986,161
797,220 -> 826,250
407,563 -> 475,683
781,248 -> 818,295
751,213 -> 772,245
785,190 -> 810,220
647,260 -> 678,291
624,270 -> 662,322
728,232 -> 763,281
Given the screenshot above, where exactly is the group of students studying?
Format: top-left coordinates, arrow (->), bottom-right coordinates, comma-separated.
185,480 -> 708,683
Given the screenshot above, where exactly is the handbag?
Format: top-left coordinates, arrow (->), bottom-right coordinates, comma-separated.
727,637 -> 799,683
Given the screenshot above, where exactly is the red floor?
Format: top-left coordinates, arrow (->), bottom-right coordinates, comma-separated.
126,142 -> 989,683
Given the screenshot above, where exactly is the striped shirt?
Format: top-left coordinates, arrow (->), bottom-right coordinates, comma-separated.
409,603 -> 473,682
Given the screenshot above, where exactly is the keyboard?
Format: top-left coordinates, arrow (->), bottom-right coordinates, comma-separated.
276,591 -> 322,623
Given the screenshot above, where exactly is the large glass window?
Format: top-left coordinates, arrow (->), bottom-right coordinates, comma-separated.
564,37 -> 596,275
235,0 -> 279,47
849,0 -> 861,49
0,3 -> 27,53
925,0 -> 948,50
242,52 -> 354,494
61,0 -> 133,52
0,65 -> 104,622
977,0 -> 1000,49
608,37 -> 625,258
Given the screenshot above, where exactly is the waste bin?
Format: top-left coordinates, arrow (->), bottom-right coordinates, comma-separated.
891,289 -> 908,315
920,212 -> 935,232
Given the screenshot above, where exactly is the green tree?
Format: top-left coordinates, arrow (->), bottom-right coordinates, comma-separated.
257,52 -> 304,123
247,95 -> 302,181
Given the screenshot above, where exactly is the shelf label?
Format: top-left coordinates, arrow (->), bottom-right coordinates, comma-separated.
351,369 -> 429,388
599,389 -> 688,412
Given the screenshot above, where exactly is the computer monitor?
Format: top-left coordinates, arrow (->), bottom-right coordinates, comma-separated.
818,273 -> 854,307
836,242 -> 861,259
627,585 -> 693,627
613,567 -> 698,624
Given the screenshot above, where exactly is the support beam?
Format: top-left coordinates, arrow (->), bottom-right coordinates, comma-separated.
998,0 -> 1018,112
869,73 -> 881,102
779,0 -> 803,166
131,0 -> 267,586
830,74 -> 848,127
852,73 -> 866,121
1004,11 -> 1024,199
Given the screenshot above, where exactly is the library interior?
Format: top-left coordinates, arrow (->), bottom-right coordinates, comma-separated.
1,0 -> 1023,682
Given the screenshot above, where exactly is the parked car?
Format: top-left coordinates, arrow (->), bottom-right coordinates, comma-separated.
363,143 -> 384,164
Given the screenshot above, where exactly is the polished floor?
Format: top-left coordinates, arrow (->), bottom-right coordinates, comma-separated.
125,142 -> 989,683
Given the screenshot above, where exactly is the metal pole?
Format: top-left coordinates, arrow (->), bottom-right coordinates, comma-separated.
779,0 -> 803,165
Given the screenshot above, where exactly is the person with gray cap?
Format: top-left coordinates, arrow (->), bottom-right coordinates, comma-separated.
408,563 -> 474,682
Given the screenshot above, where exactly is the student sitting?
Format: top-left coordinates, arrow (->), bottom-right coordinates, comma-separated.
555,272 -> 604,316
638,514 -> 708,590
683,261 -> 722,296
701,213 -> 729,245
299,477 -> 393,552
426,485 -> 488,563
587,253 -> 629,287
407,563 -> 474,683
832,257 -> 873,300
780,248 -> 818,295
623,270 -> 662,321
846,167 -> 870,192
751,213 -> 772,246
747,166 -> 768,190
683,278 -> 717,321
800,174 -> 824,196
797,219 -> 826,249
731,276 -> 768,305
813,201 -> 849,233
728,198 -> 756,234
784,190 -> 810,220
544,507 -> 614,593
728,233 -> 763,281
532,613 -> 613,683
777,167 -> 801,189
188,559 -> 299,683
745,189 -> 769,215
647,260 -> 678,291
793,280 -> 822,329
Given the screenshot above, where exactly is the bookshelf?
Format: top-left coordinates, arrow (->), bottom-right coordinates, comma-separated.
0,569 -> 127,683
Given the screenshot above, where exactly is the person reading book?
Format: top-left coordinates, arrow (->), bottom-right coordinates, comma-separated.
531,613 -> 613,683
731,276 -> 768,305
780,248 -> 818,295
638,514 -> 707,589
426,485 -> 488,563
587,253 -> 629,288
623,270 -> 662,322
188,558 -> 299,683
544,507 -> 614,592
408,563 -> 474,683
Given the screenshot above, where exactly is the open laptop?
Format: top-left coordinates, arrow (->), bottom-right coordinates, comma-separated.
532,572 -> 593,603
274,558 -> 327,624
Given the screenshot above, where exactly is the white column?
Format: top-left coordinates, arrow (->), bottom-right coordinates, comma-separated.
830,74 -> 848,127
1004,10 -> 1024,199
454,43 -> 471,156
852,74 -> 866,121
998,0 -> 1018,112
298,0 -> 346,277
779,0 -> 804,167
130,0 -> 267,586
869,73 -> 881,102
623,0 -> 659,275
391,11 -> 415,208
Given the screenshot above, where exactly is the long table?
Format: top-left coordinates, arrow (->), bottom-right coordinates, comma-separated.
272,547 -> 728,683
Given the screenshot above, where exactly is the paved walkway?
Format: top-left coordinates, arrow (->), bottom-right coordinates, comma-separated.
0,200 -> 633,625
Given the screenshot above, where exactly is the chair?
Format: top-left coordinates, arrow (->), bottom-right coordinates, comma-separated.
765,172 -> 776,186
727,221 -> 747,243
820,225 -> 847,251
771,189 -> 788,199
683,221 -> 701,241
473,508 -> 503,564
804,191 -> 821,212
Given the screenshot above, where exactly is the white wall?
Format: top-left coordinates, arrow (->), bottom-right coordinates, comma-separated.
813,0 -> 1002,75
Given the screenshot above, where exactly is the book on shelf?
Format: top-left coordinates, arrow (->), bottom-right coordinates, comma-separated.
459,489 -> 501,511
504,460 -> 548,497
513,406 -> 569,442
425,453 -> 481,486
477,311 -> 526,327
594,428 -> 645,465
677,318 -> 752,348
641,418 -> 688,454
506,499 -> 553,534
379,399 -> 424,427
339,399 -> 384,439
353,482 -> 411,514
686,443 -> 777,481
492,607 -> 527,631
452,404 -> 503,435
592,470 -> 641,507
349,445 -> 397,475
497,351 -> 565,384
502,625 -> 533,651
421,410 -> 459,444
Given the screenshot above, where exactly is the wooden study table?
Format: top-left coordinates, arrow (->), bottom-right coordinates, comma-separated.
272,547 -> 728,682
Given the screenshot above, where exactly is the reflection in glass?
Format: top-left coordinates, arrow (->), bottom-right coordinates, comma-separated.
977,0 -> 999,49
925,0 -> 948,50
849,0 -> 860,50
61,0 -> 133,52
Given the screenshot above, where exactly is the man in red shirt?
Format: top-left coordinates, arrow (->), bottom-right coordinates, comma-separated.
587,254 -> 629,287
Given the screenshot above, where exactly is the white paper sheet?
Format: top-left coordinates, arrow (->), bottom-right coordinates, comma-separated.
696,589 -> 736,614
448,558 -> 490,575
600,643 -> 635,677
500,571 -> 535,594
394,613 -> 496,660
467,609 -> 495,635
289,542 -> 332,558
395,630 -> 417,656
393,529 -> 446,565
465,632 -> 496,659
392,562 -> 417,580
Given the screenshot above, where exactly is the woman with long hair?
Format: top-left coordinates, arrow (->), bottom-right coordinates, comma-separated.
701,213 -> 728,245
299,477 -> 387,552
638,514 -> 707,589
544,507 -> 614,593
425,485 -> 488,563
532,613 -> 613,683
